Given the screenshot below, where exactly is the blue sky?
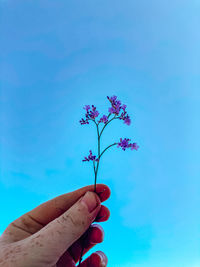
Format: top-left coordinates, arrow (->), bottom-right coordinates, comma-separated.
0,0 -> 200,266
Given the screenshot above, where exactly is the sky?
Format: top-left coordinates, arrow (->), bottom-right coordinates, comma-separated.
0,0 -> 200,266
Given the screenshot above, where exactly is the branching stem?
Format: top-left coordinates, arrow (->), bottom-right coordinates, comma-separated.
78,113 -> 118,266
99,114 -> 117,138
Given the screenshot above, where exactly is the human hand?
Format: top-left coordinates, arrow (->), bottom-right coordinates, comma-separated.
0,184 -> 110,267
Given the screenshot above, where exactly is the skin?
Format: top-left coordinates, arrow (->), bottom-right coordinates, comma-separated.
0,184 -> 111,267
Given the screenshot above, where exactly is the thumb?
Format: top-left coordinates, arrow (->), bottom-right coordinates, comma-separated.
26,191 -> 101,265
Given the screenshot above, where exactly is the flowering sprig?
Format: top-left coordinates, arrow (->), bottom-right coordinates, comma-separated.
80,95 -> 139,192
78,95 -> 139,266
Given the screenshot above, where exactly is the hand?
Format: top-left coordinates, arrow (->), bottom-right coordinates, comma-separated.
0,184 -> 110,267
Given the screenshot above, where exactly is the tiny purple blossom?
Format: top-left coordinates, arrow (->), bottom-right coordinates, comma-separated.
107,95 -> 121,107
117,138 -> 139,151
107,95 -> 117,102
82,150 -> 99,162
80,118 -> 89,125
108,106 -> 116,114
129,143 -> 139,151
98,115 -> 108,124
124,115 -> 131,125
108,104 -> 121,115
83,105 -> 90,112
90,105 -> 99,119
118,109 -> 131,126
121,104 -> 127,111
80,104 -> 100,125
117,138 -> 131,151
107,95 -> 122,115
107,95 -> 131,123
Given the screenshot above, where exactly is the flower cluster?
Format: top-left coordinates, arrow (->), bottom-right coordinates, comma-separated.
82,150 -> 99,162
117,138 -> 139,151
79,105 -> 99,125
80,95 -> 132,126
107,95 -> 122,115
98,115 -> 108,124
107,95 -> 131,125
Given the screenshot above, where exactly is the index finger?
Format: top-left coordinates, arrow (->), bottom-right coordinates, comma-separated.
28,183 -> 110,226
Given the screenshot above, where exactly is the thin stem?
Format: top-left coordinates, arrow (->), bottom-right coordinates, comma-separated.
78,161 -> 97,266
94,160 -> 98,192
77,231 -> 88,267
78,119 -> 100,266
95,161 -> 99,189
94,143 -> 117,192
93,160 -> 96,174
99,115 -> 117,138
97,127 -> 100,158
94,121 -> 100,192
79,116 -> 118,266
94,169 -> 97,192
91,120 -> 100,157
99,143 -> 117,160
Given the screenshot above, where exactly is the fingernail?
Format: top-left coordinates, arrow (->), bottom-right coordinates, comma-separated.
96,251 -> 107,266
81,191 -> 100,213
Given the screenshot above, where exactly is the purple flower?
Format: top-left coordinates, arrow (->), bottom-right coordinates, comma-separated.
121,104 -> 127,111
118,110 -> 131,126
117,138 -> 139,151
90,105 -> 99,119
80,118 -> 89,125
129,143 -> 139,151
107,95 -> 122,115
107,95 -> 131,125
85,105 -> 99,120
108,106 -> 121,115
83,105 -> 90,112
117,138 -> 131,151
82,150 -> 99,162
98,115 -> 108,124
124,115 -> 131,125
80,104 -> 99,125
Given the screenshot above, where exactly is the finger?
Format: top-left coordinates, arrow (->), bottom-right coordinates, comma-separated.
25,191 -> 102,266
95,205 -> 110,222
68,224 -> 104,263
1,184 -> 110,243
80,251 -> 108,267
29,184 -> 110,225
56,250 -> 76,267
57,224 -> 104,267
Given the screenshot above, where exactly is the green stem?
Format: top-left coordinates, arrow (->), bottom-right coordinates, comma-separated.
79,117 -> 118,266
93,160 -> 96,175
94,121 -> 100,192
99,143 -> 117,160
99,115 -> 117,138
